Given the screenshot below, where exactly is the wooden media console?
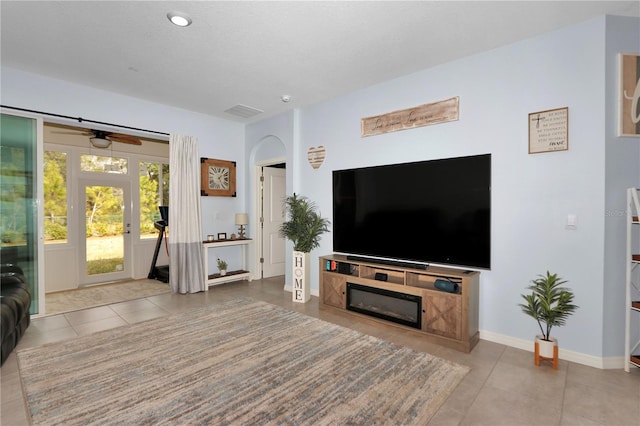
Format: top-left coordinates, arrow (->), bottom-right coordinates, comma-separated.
319,254 -> 480,352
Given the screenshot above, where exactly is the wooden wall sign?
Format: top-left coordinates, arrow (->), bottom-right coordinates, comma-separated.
361,97 -> 459,137
528,107 -> 569,154
620,53 -> 640,137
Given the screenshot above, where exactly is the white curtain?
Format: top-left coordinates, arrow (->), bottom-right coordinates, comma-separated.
168,134 -> 206,293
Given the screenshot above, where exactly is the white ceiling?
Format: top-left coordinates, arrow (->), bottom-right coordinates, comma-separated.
2,1 -> 639,125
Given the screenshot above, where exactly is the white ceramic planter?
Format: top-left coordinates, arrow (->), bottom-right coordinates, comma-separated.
292,251 -> 310,303
536,335 -> 557,358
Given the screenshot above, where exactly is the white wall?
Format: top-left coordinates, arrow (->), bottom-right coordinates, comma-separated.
1,67 -> 247,284
245,111 -> 296,281
250,16 -> 640,365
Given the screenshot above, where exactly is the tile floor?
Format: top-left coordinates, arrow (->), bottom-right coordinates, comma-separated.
2,276 -> 639,425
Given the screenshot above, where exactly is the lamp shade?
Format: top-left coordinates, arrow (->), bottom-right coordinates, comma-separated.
235,213 -> 249,225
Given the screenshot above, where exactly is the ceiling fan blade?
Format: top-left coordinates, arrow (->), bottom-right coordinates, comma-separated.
106,133 -> 142,145
51,130 -> 94,136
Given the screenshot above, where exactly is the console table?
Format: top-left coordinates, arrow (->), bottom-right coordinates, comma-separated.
202,239 -> 252,289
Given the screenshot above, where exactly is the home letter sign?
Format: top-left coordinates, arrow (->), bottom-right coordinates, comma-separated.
292,251 -> 310,303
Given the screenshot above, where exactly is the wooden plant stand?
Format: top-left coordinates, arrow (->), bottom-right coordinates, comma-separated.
534,341 -> 559,370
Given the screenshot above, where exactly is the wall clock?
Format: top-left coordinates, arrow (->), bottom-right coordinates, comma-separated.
200,158 -> 236,197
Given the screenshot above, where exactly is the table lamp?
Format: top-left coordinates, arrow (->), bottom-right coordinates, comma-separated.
235,213 -> 248,239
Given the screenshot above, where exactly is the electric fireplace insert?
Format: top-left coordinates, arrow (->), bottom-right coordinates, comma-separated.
346,282 -> 422,329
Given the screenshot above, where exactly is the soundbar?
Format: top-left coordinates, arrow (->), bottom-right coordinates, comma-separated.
346,255 -> 428,270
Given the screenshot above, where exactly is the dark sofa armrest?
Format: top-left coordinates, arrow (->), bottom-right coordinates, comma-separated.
1,264 -> 24,275
1,272 -> 30,295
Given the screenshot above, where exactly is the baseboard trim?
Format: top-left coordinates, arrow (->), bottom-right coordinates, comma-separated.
290,289 -> 626,369
479,330 -> 625,370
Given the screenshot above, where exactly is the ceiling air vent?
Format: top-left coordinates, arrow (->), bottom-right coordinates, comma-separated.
224,104 -> 264,119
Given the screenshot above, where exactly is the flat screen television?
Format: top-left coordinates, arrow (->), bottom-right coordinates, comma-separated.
332,154 -> 491,270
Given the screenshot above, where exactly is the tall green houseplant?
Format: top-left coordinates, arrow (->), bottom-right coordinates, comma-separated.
279,193 -> 330,253
280,193 -> 330,303
519,271 -> 578,341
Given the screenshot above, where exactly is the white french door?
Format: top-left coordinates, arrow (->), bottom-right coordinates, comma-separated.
78,179 -> 132,285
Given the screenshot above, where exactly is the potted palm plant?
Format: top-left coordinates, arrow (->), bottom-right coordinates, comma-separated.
519,271 -> 578,363
279,193 -> 330,303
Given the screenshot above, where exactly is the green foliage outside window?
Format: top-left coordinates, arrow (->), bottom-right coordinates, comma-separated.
85,185 -> 123,237
43,151 -> 169,241
140,162 -> 169,237
0,146 -> 27,244
43,151 -> 67,242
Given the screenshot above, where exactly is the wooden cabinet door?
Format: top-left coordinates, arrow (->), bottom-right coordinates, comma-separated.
422,291 -> 462,340
322,273 -> 346,308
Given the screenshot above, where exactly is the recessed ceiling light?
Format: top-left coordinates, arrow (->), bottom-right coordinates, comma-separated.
167,11 -> 192,27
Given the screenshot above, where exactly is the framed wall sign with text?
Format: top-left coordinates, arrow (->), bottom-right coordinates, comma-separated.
200,158 -> 237,197
619,53 -> 640,137
528,107 -> 568,154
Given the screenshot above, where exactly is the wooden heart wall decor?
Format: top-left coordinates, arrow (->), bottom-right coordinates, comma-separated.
307,146 -> 326,169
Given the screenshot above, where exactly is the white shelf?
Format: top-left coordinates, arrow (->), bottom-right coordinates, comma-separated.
625,188 -> 640,372
203,239 -> 251,248
202,238 -> 252,289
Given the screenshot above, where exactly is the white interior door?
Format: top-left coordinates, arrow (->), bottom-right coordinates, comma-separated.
79,179 -> 132,285
261,166 -> 286,278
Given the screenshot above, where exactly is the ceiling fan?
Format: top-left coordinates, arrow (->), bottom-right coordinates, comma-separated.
52,127 -> 142,148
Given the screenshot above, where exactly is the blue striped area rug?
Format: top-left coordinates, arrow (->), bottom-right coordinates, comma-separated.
18,298 -> 469,425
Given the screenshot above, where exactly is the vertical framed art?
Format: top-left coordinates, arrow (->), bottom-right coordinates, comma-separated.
619,53 -> 640,137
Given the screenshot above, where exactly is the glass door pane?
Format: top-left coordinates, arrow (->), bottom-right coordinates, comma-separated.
80,181 -> 131,284
0,113 -> 41,314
